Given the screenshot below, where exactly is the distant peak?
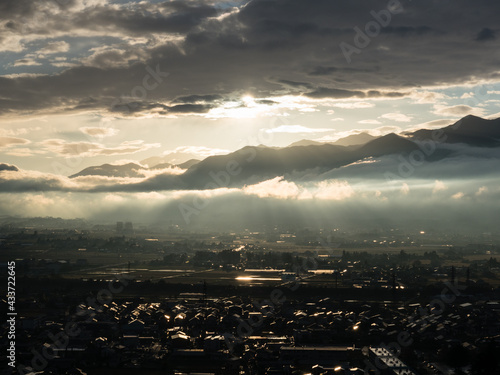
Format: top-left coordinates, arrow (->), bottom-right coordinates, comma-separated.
462,114 -> 481,120
288,139 -> 323,147
381,132 -> 400,138
455,114 -> 488,126
371,132 -> 405,142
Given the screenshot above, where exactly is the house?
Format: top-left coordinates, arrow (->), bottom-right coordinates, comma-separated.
123,319 -> 145,334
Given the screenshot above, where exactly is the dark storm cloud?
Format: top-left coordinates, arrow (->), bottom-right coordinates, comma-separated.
367,90 -> 407,98
305,87 -> 365,99
255,99 -> 277,105
0,164 -> 18,172
110,101 -> 166,114
2,0 -> 500,116
275,79 -> 313,89
0,0 -> 219,35
380,26 -> 436,37
308,66 -> 380,76
168,104 -> 213,113
70,1 -> 218,35
0,0 -> 38,18
72,97 -> 99,110
172,94 -> 223,104
476,28 -> 496,41
308,66 -> 339,76
305,88 -> 407,99
109,100 -> 214,116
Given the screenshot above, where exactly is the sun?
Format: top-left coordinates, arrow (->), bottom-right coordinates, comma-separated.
242,95 -> 255,105
206,95 -> 271,119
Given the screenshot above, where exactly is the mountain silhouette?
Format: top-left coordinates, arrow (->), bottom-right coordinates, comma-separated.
70,163 -> 147,178
410,115 -> 500,146
69,115 -> 500,189
333,132 -> 377,146
288,132 -> 376,148
180,133 -> 418,188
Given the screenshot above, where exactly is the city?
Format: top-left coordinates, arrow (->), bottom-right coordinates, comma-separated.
1,219 -> 499,374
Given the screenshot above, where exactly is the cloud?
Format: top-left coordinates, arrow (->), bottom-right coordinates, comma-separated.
486,111 -> 500,119
137,166 -> 185,178
265,125 -> 333,134
0,0 -> 499,120
433,180 -> 448,193
0,136 -> 30,148
316,125 -> 401,143
433,104 -> 486,117
358,119 -> 381,125
400,182 -> 410,195
81,46 -> 149,69
104,193 -> 126,203
0,168 -> 71,192
0,0 -> 219,52
476,186 -> 488,196
369,126 -> 403,135
13,58 -> 42,67
331,102 -> 375,109
163,146 -> 230,160
410,90 -> 449,104
79,127 -> 118,138
243,176 -> 301,199
3,148 -> 41,157
313,180 -> 354,200
51,61 -> 79,68
135,192 -> 168,200
242,177 -> 355,201
3,174 -> 499,234
1,152 -> 500,235
380,113 -> 412,122
6,130 -> 500,195
380,26 -> 435,37
0,126 -> 41,136
404,119 -> 454,132
476,28 -> 496,41
173,94 -> 223,104
41,139 -> 160,157
169,104 -> 214,114
0,164 -> 19,172
1,0 -> 500,240
306,88 -> 365,99
38,41 -> 70,54
305,89 -> 407,100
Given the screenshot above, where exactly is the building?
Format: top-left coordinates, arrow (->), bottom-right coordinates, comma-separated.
368,347 -> 417,375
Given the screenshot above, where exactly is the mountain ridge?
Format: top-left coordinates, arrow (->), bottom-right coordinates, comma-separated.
288,132 -> 377,148
409,115 -> 500,147
68,115 -> 500,188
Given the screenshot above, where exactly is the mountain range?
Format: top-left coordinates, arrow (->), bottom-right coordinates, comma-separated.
288,132 -> 377,147
69,115 -> 500,189
409,115 -> 500,147
70,159 -> 200,178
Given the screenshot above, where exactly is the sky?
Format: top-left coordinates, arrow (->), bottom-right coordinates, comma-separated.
1,0 -> 500,230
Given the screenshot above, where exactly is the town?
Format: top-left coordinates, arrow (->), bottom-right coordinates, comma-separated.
1,219 -> 500,374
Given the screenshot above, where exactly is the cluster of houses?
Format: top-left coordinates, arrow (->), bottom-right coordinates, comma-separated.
3,286 -> 500,375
